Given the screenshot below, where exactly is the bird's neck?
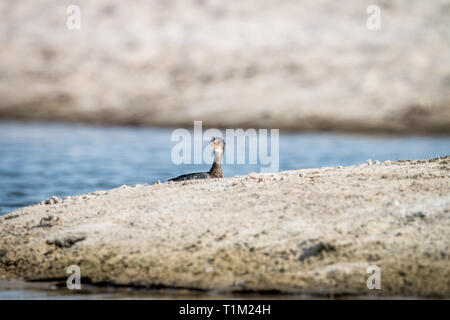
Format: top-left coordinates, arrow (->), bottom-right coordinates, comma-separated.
214,149 -> 223,164
209,150 -> 223,178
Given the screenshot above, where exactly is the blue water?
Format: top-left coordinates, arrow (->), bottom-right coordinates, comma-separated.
0,121 -> 449,215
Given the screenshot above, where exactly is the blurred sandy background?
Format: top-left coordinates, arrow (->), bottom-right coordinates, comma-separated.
0,0 -> 449,134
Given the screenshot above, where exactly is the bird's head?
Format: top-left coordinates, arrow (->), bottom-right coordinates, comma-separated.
210,137 -> 225,153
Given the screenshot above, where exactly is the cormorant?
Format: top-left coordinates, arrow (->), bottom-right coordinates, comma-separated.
168,137 -> 225,182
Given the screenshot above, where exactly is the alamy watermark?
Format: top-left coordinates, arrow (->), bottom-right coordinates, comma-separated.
171,121 -> 279,173
366,5 -> 381,30
67,265 -> 81,290
66,5 -> 81,30
366,264 -> 381,290
65,4 -> 380,31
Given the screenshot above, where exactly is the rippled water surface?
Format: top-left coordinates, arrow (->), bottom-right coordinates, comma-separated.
1,121 -> 450,215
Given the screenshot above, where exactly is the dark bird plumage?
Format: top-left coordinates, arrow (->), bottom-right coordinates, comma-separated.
168,137 -> 225,182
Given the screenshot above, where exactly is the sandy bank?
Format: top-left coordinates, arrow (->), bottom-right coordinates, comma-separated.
0,0 -> 450,134
0,157 -> 449,298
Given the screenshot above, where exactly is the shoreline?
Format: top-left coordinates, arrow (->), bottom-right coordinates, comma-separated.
1,115 -> 450,137
2,118 -> 450,137
0,157 -> 449,298
0,279 -> 422,299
